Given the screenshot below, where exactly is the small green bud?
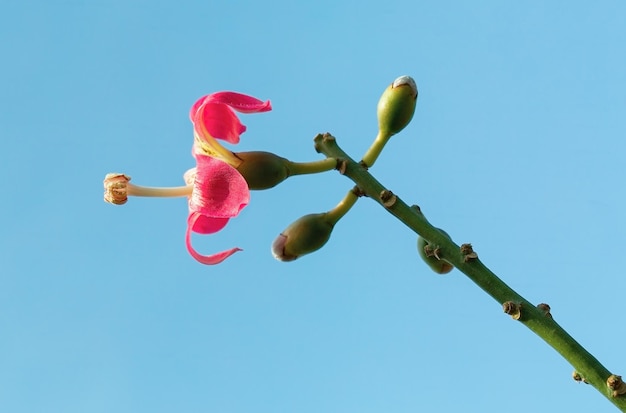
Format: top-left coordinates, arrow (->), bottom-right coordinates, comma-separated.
235,151 -> 290,190
417,228 -> 453,274
377,75 -> 418,136
272,213 -> 335,261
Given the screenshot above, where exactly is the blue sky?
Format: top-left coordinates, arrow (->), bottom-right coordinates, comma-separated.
1,1 -> 625,412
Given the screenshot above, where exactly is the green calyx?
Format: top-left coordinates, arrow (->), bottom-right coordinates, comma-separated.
377,75 -> 418,137
235,151 -> 290,190
272,213 -> 335,261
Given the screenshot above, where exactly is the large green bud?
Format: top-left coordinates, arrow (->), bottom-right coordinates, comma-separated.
377,75 -> 418,137
235,151 -> 290,190
272,213 -> 335,261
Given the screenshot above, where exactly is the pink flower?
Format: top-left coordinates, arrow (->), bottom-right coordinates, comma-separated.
103,91 -> 271,265
186,92 -> 271,264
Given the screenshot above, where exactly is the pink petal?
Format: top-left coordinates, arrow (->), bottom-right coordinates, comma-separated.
186,213 -> 242,265
194,102 -> 246,144
189,212 -> 230,234
189,95 -> 209,121
190,154 -> 250,217
205,91 -> 272,114
189,92 -> 271,121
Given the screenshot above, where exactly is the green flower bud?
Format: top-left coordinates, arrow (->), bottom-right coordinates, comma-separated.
417,228 -> 454,274
377,75 -> 418,136
272,213 -> 335,261
235,151 -> 290,190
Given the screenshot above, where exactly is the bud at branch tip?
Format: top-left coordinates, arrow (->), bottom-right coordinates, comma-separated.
362,75 -> 418,167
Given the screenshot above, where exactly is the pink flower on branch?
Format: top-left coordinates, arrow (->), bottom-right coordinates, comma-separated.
104,91 -> 271,265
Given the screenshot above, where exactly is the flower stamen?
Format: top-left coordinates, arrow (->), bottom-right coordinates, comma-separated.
103,173 -> 193,205
194,133 -> 243,168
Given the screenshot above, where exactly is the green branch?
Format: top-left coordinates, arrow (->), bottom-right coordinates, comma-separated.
314,132 -> 626,411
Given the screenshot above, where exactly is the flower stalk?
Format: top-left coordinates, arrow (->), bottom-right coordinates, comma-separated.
361,131 -> 392,168
326,187 -> 359,224
285,157 -> 338,176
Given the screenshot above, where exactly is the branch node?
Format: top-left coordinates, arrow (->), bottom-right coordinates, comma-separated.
338,159 -> 348,175
607,375 -> 626,397
333,158 -> 342,171
322,132 -> 335,142
380,190 -> 397,208
410,204 -> 423,215
460,243 -> 478,262
351,186 -> 366,198
536,303 -> 553,319
503,301 -> 522,320
313,132 -> 337,154
572,371 -> 589,384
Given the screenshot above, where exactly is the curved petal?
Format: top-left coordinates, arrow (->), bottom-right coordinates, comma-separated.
190,154 -> 250,218
189,212 -> 230,234
190,95 -> 208,121
189,92 -> 271,121
186,213 -> 242,265
194,102 -> 246,144
205,91 -> 272,114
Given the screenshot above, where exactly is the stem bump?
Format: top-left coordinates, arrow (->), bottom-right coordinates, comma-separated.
380,190 -> 397,207
503,301 -> 522,320
460,243 -> 478,262
573,371 -> 589,384
537,303 -> 553,319
607,375 -> 626,397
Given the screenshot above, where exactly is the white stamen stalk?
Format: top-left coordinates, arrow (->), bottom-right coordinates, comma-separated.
103,173 -> 193,205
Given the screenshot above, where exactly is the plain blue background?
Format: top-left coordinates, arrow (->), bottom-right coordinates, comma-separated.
1,1 -> 625,412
